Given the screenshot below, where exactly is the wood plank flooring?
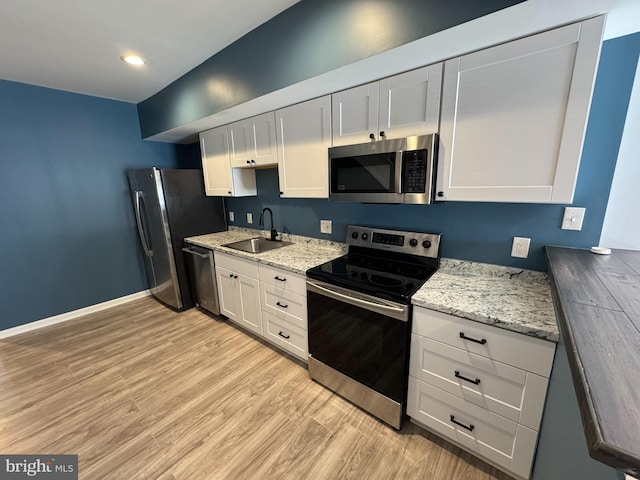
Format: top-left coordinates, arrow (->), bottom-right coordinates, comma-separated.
0,297 -> 513,479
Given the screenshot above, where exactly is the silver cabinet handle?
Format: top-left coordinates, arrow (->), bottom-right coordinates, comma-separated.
182,247 -> 209,259
134,191 -> 153,257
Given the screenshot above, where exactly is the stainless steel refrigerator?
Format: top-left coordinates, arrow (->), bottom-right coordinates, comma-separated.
127,168 -> 226,310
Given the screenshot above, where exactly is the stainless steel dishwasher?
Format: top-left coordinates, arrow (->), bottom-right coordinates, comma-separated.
182,245 -> 221,315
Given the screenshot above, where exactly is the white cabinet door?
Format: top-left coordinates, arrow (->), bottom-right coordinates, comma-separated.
332,66 -> 443,147
437,16 -> 604,203
331,82 -> 379,146
200,126 -> 233,197
249,112 -> 278,166
216,265 -> 241,321
237,273 -> 262,336
276,96 -> 332,198
229,113 -> 278,167
378,64 -> 442,140
228,119 -> 252,167
215,264 -> 262,336
199,127 -> 257,197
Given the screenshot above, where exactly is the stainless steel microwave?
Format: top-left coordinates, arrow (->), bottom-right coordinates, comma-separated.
328,134 -> 438,204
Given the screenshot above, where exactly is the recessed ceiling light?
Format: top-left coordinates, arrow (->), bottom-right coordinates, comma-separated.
120,55 -> 146,66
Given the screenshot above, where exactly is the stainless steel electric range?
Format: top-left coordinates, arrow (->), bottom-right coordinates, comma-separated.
306,225 -> 441,429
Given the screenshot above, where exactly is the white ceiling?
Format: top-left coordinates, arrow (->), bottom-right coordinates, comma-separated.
0,0 -> 301,103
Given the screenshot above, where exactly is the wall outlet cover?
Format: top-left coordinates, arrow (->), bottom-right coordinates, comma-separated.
320,220 -> 332,234
246,212 -> 253,224
229,211 -> 235,222
562,207 -> 586,231
511,237 -> 530,258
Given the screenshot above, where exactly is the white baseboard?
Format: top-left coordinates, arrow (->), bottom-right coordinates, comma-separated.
0,290 -> 152,339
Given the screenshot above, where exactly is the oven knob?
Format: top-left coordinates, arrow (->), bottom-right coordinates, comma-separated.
423,240 -> 432,249
361,233 -> 369,241
351,232 -> 359,239
409,239 -> 418,247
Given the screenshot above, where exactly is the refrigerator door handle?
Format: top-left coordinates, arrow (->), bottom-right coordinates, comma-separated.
134,190 -> 153,257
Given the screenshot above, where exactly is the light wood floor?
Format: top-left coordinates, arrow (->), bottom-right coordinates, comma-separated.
0,297 -> 513,480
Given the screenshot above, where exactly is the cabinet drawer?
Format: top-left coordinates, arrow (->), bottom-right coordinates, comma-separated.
215,251 -> 258,278
408,377 -> 538,479
410,335 -> 548,430
412,307 -> 555,377
260,283 -> 307,326
263,310 -> 308,361
258,263 -> 306,296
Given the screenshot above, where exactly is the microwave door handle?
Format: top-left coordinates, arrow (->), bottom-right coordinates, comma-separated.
395,150 -> 403,194
307,280 -> 407,321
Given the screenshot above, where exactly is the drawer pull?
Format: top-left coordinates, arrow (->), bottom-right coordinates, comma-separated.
229,273 -> 238,279
274,276 -> 287,282
276,301 -> 288,308
454,370 -> 481,385
459,332 -> 487,345
278,331 -> 290,339
450,415 -> 475,432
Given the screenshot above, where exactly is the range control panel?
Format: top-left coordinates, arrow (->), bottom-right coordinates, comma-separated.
347,225 -> 441,259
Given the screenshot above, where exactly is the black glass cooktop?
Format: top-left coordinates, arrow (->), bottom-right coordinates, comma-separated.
306,249 -> 439,304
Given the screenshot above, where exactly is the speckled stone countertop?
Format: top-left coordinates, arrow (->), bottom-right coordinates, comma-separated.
186,229 -> 558,342
412,259 -> 559,342
184,227 -> 347,275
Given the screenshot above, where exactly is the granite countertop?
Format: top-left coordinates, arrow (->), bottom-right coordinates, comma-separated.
546,246 -> 640,476
186,228 -> 558,342
412,258 -> 559,342
185,227 -> 347,275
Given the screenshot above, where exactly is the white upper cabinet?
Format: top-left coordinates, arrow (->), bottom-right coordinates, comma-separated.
229,112 -> 278,168
276,96 -> 332,198
199,126 -> 256,197
332,82 -> 379,146
437,16 -> 604,204
378,64 -> 442,141
332,64 -> 442,146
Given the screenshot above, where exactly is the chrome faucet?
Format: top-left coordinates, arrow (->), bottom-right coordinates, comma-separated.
259,207 -> 278,241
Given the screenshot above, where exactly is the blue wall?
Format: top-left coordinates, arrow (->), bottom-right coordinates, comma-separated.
226,33 -> 640,271
0,80 -> 193,331
137,0 -> 524,137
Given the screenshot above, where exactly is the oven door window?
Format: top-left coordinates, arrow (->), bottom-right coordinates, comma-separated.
307,290 -> 408,403
330,153 -> 396,193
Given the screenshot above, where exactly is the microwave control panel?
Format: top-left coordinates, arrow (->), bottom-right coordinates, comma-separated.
402,149 -> 428,193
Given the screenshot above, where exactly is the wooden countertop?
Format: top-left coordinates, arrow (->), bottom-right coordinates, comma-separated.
546,246 -> 640,477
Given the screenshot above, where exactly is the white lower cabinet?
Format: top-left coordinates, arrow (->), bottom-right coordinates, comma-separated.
258,263 -> 308,362
407,307 -> 556,480
213,252 -> 308,361
214,252 -> 262,336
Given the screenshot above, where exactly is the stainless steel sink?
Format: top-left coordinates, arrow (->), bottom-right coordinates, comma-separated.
222,237 -> 293,254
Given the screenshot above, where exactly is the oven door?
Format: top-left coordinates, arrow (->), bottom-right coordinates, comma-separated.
307,279 -> 410,405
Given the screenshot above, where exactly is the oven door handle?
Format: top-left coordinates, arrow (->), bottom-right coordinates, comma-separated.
307,280 -> 408,321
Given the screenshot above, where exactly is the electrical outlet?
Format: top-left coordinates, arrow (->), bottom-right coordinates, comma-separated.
246,212 -> 253,224
562,207 -> 586,231
511,237 -> 530,258
228,211 -> 235,222
320,220 -> 332,234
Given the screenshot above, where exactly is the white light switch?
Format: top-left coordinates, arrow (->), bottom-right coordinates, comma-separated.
320,220 -> 332,234
229,211 -> 235,222
246,212 -> 253,224
562,207 -> 586,231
